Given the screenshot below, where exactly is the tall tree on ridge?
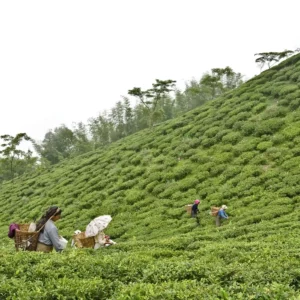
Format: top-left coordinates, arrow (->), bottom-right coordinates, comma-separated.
128,79 -> 176,128
34,125 -> 75,165
88,112 -> 112,148
72,122 -> 93,155
255,50 -> 294,70
123,96 -> 135,135
0,133 -> 34,180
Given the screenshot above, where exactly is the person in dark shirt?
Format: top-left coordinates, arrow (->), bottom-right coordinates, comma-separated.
191,199 -> 200,225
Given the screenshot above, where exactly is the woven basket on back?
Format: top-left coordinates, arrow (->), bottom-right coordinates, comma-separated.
14,224 -> 39,251
185,204 -> 192,215
73,232 -> 95,248
19,224 -> 30,231
210,207 -> 220,217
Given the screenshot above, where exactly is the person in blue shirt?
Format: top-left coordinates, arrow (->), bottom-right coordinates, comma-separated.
216,205 -> 228,227
191,199 -> 201,225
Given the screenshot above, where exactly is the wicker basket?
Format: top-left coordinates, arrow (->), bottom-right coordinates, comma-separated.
185,204 -> 192,214
73,232 -> 95,248
210,206 -> 220,217
19,224 -> 30,231
14,224 -> 39,251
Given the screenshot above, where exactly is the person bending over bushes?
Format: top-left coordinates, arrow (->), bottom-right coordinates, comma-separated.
216,205 -> 229,227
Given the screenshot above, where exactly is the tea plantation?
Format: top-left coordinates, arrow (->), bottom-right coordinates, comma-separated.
1,54 -> 300,299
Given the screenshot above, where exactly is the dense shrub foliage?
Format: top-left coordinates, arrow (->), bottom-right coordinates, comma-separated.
0,54 -> 300,299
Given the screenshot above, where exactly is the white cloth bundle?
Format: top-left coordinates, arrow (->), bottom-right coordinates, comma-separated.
59,236 -> 68,249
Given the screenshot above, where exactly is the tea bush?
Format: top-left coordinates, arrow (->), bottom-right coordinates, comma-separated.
240,121 -> 256,135
233,138 -> 261,155
252,102 -> 268,114
255,118 -> 285,136
177,177 -> 198,192
173,164 -> 193,180
256,141 -> 273,151
204,126 -> 220,138
1,53 -> 300,299
282,124 -> 300,140
279,84 -> 299,96
201,137 -> 217,148
222,132 -> 242,145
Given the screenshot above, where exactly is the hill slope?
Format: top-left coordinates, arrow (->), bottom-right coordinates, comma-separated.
1,53 -> 300,299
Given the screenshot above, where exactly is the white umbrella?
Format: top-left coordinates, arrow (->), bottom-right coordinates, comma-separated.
85,215 -> 112,237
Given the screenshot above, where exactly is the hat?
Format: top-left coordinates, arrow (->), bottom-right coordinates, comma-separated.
194,199 -> 200,204
221,205 -> 228,209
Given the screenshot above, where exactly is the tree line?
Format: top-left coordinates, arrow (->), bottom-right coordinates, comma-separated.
37,67 -> 243,163
0,66 -> 243,182
1,46 -> 298,183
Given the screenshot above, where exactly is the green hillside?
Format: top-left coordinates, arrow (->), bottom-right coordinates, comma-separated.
1,54 -> 300,299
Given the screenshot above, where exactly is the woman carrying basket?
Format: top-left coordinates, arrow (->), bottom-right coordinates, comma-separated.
36,206 -> 64,253
216,205 -> 229,227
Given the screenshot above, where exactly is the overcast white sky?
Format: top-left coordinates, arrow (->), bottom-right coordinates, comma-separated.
0,0 -> 299,145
